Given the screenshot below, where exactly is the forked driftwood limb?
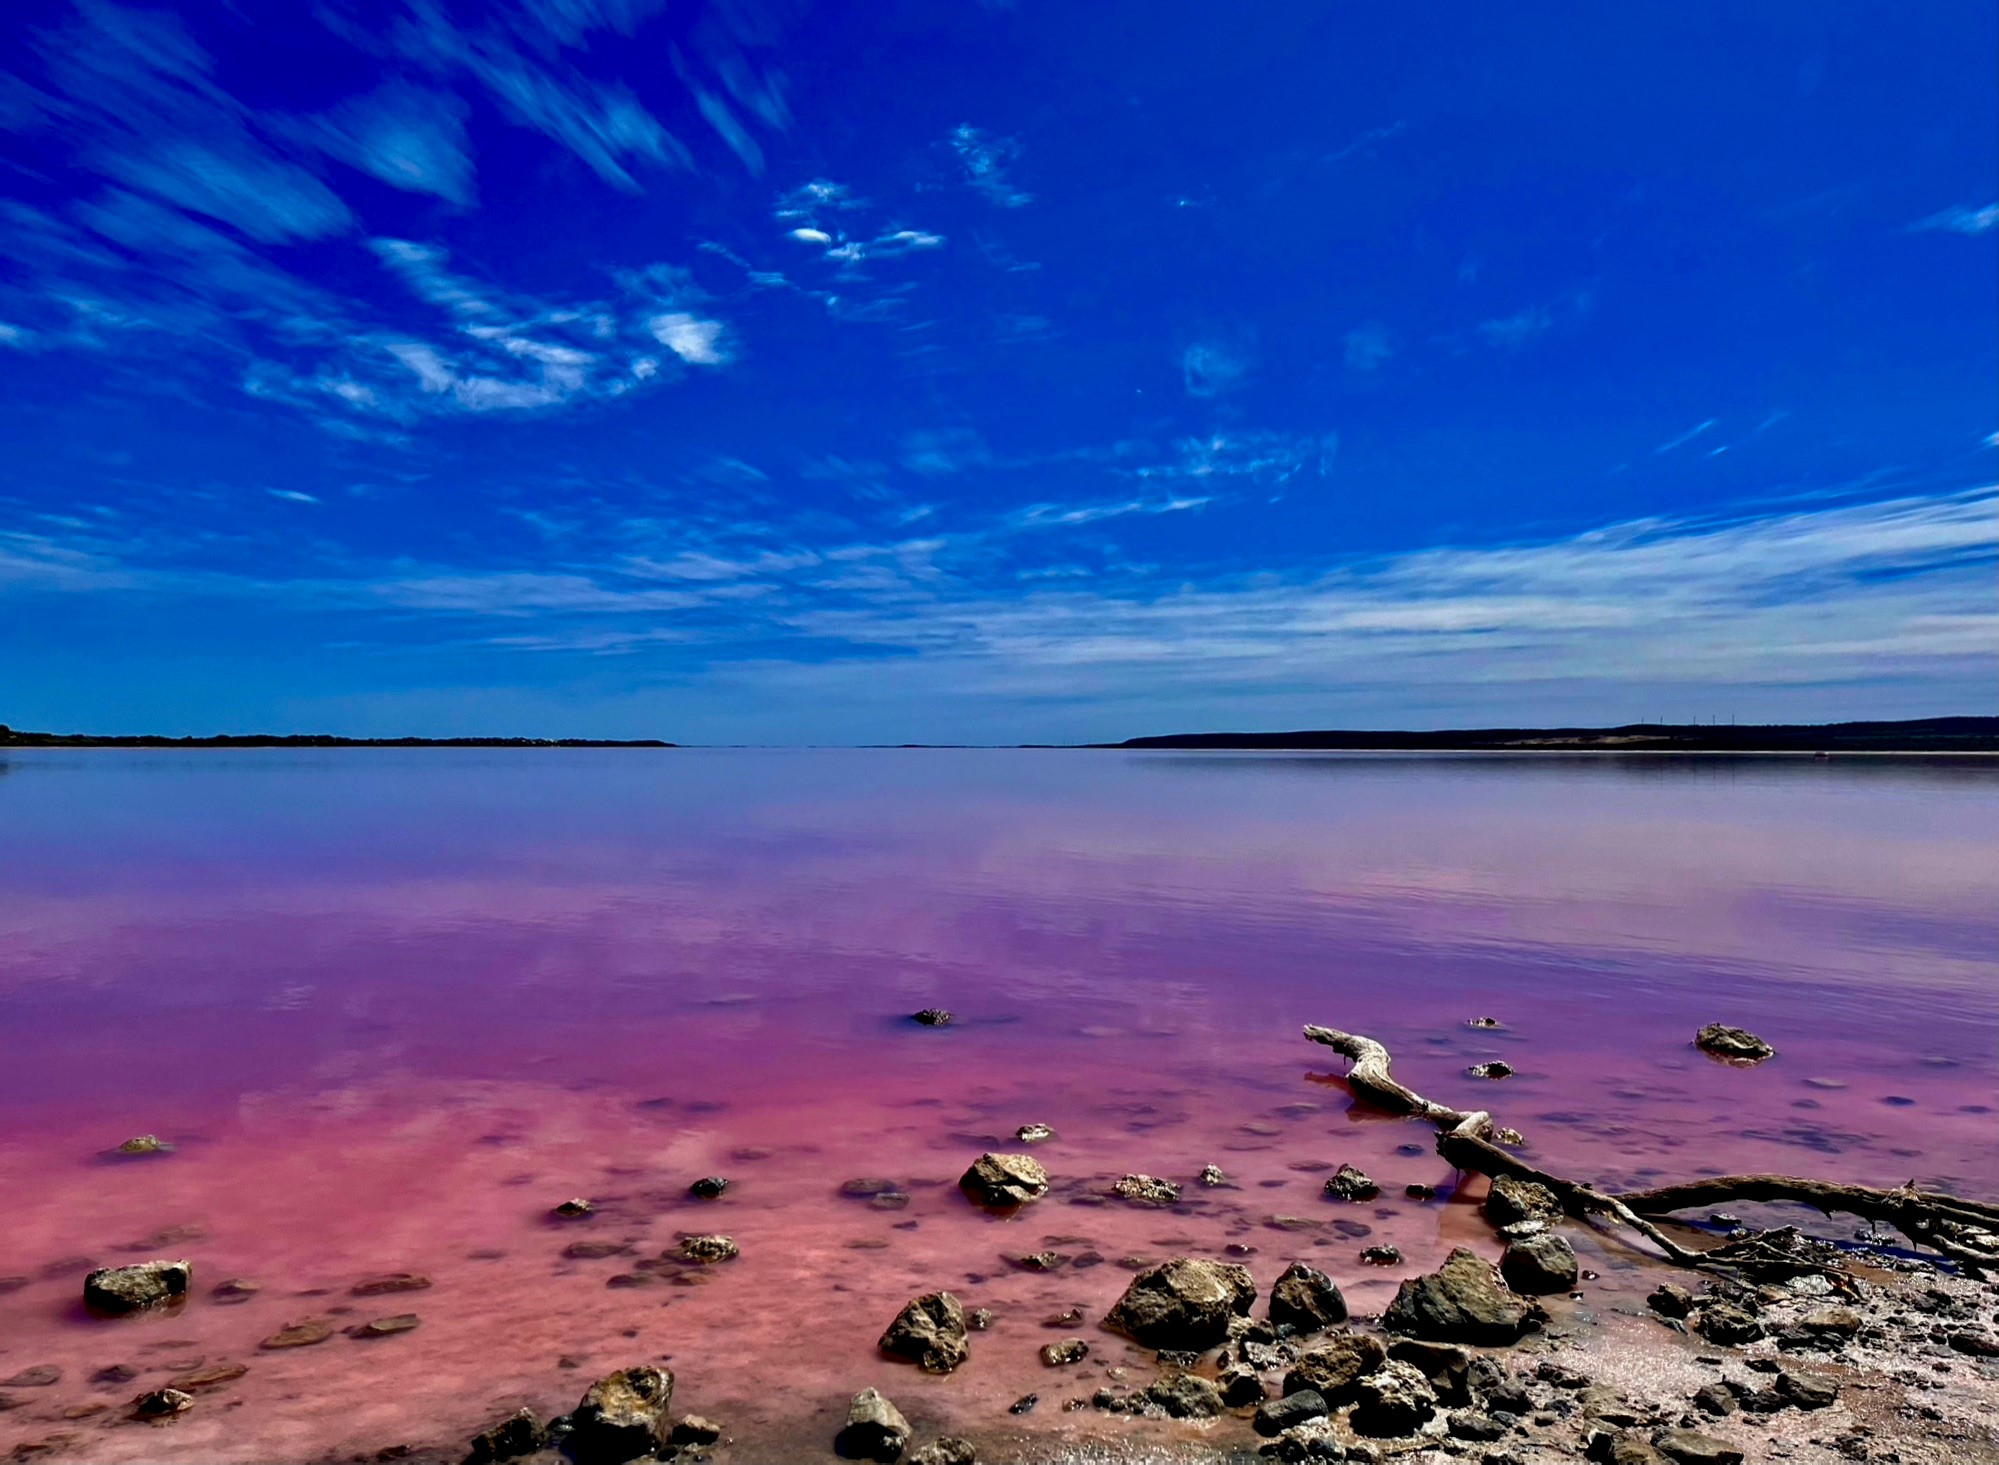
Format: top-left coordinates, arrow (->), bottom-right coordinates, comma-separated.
1302,1023 -> 1999,1274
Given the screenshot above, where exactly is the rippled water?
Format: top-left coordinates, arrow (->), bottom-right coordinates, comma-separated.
1,750 -> 1994,1462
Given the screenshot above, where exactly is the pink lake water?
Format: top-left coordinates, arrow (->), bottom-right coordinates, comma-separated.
0,749 -> 1994,1463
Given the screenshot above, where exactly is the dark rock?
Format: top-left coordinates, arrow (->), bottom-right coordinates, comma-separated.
116,1135 -> 175,1157
92,1365 -> 140,1386
1198,1164 -> 1229,1186
1536,1360 -> 1590,1390
1468,1017 -> 1501,1028
1009,1393 -> 1038,1415
1105,1256 -> 1256,1349
1652,1428 -> 1744,1465
688,1177 -> 730,1199
958,1153 -> 1048,1207
911,1008 -> 952,1026
1014,1123 -> 1054,1144
1774,1369 -> 1837,1410
1389,1338 -> 1471,1405
550,1198 -> 594,1219
1405,1184 -> 1437,1201
906,1439 -> 975,1465
837,1389 -> 910,1460
1383,1247 -> 1541,1344
1039,1339 -> 1088,1366
1468,1061 -> 1514,1080
674,1234 -> 738,1264
261,1318 -> 335,1349
1579,1386 -> 1646,1426
1500,1234 -> 1578,1295
966,1308 -> 994,1331
1695,1304 -> 1763,1346
466,1408 -> 548,1464
1449,1410 -> 1507,1442
1588,1432 -> 1668,1465
1111,1174 -> 1181,1206
1361,1244 -> 1403,1266
879,1291 -> 969,1374
1324,1164 -> 1379,1201
1145,1372 -> 1223,1418
671,1415 -> 723,1447
1350,1360 -> 1437,1437
351,1272 -> 431,1296
1647,1283 -> 1693,1319
1691,1383 -> 1736,1417
132,1387 -> 193,1419
1483,1177 -> 1559,1227
1220,1367 -> 1268,1406
1284,1330 -> 1387,1403
569,1366 -> 674,1464
84,1260 -> 191,1315
1006,1250 -> 1065,1272
1256,1390 -> 1330,1436
1269,1261 -> 1347,1334
1695,1025 -> 1774,1064
1949,1330 -> 1999,1357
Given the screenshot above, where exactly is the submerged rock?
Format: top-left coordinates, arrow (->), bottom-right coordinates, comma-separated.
260,1318 -> 334,1350
568,1366 -> 674,1464
1105,1256 -> 1256,1349
115,1135 -> 174,1158
1467,1061 -> 1514,1080
83,1260 -> 191,1315
550,1198 -> 594,1219
837,1388 -> 910,1461
348,1314 -> 421,1338
466,1407 -> 548,1464
688,1176 -> 730,1199
675,1234 -> 739,1264
1014,1123 -> 1055,1144
1111,1174 -> 1181,1206
1323,1164 -> 1379,1202
879,1291 -> 969,1374
911,1008 -> 953,1027
350,1272 -> 432,1296
210,1278 -> 260,1305
1695,1025 -> 1775,1064
1198,1164 -> 1229,1187
1284,1331 -> 1387,1403
1501,1233 -> 1579,1294
1383,1247 -> 1541,1344
841,1177 -> 903,1199
1268,1261 -> 1347,1334
958,1153 -> 1048,1208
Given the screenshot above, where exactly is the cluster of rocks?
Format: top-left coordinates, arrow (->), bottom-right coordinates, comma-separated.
465,1367 -> 722,1465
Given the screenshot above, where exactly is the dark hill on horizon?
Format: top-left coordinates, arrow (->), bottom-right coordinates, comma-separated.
1104,716 -> 1997,754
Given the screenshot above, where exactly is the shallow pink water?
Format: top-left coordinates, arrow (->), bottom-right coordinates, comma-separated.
0,750 -> 1994,1461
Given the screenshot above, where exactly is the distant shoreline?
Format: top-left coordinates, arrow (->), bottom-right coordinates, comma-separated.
2,716 -> 1992,753
1097,716 -> 1997,755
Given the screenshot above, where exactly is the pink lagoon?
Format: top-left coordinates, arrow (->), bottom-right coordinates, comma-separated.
1,748 -> 1995,1464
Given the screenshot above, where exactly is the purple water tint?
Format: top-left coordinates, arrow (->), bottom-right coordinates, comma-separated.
0,749 -> 1994,1461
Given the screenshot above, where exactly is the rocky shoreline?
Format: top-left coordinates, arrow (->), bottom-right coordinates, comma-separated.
3,1020 -> 1994,1465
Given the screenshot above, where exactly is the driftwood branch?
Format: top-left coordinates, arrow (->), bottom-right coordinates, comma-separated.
1303,1023 -> 1998,1274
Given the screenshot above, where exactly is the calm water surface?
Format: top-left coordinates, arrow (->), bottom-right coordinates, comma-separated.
1,751 -> 1994,1462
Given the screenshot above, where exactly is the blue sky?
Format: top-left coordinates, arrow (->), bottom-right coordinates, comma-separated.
1,0 -> 1993,742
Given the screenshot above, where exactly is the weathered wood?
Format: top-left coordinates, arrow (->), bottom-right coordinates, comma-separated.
1302,1023 -> 1997,1274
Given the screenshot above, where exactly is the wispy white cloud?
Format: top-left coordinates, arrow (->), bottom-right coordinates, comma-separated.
1656,418 -> 1718,454
1182,341 -> 1251,397
1344,323 -> 1394,373
1477,304 -> 1555,350
1910,203 -> 1998,235
292,80 -> 475,206
949,125 -> 1031,207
